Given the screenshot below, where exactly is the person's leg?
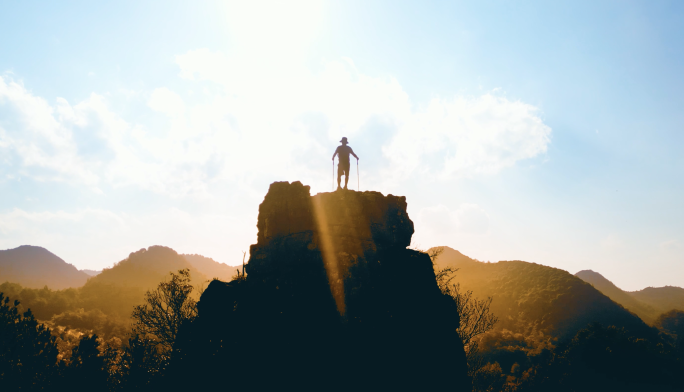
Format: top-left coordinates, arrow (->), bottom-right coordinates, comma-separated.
337,165 -> 342,189
343,166 -> 350,189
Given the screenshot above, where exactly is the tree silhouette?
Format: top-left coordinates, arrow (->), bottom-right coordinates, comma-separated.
0,292 -> 60,391
64,334 -> 108,392
113,334 -> 167,391
519,323 -> 684,392
435,264 -> 498,377
131,269 -> 198,353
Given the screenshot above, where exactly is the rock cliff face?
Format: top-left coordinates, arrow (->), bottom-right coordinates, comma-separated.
246,181 -> 415,314
173,182 -> 470,391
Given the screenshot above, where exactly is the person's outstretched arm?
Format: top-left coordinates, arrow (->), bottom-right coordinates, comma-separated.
350,148 -> 359,160
332,147 -> 339,161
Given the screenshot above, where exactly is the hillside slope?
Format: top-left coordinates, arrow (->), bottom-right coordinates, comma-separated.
575,270 -> 660,323
431,246 -> 654,341
575,270 -> 684,324
631,286 -> 684,314
182,254 -> 238,282
87,246 -> 207,292
0,245 -> 89,289
1,245 -> 213,337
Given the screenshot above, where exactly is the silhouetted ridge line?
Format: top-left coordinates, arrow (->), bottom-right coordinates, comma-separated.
172,181 -> 470,391
0,245 -> 89,289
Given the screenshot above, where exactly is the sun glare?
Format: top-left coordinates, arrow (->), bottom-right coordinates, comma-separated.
223,0 -> 324,61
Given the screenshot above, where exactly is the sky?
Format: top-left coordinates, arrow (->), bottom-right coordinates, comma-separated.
0,0 -> 682,291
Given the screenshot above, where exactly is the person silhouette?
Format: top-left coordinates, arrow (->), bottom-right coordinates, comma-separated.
332,137 -> 359,190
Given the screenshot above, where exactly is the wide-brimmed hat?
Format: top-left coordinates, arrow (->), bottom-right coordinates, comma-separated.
340,137 -> 348,143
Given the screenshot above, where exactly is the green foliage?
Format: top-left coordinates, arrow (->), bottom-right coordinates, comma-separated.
0,292 -> 61,391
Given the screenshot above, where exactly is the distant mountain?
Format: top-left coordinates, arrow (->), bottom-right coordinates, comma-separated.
86,246 -> 208,292
1,245 -> 213,332
431,246 -> 655,341
575,270 -> 659,323
80,269 -> 101,276
182,254 -> 240,282
575,270 -> 684,324
0,245 -> 89,289
631,286 -> 684,314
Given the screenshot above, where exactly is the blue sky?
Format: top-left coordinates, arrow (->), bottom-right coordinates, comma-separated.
1,0 -> 682,290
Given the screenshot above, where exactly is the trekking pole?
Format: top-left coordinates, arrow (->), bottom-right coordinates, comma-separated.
357,159 -> 359,191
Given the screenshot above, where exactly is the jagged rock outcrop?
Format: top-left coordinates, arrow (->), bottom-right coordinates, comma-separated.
172,182 -> 470,391
246,181 -> 416,314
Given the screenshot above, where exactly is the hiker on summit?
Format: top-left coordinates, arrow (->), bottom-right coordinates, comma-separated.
332,137 -> 359,190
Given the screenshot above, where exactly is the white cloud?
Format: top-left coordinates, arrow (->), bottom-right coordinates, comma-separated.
148,88 -> 185,118
172,49 -> 551,192
0,75 -> 234,198
385,94 -> 551,180
0,76 -> 98,185
0,208 -> 124,229
0,51 -> 551,198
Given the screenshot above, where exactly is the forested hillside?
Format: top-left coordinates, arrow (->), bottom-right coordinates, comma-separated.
431,247 -> 654,341
0,246 -> 210,341
88,246 -> 207,291
632,286 -> 684,314
0,245 -> 89,289
429,246 -> 682,390
575,270 -> 684,324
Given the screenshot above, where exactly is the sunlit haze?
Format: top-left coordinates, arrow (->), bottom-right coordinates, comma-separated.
1,1 -> 683,291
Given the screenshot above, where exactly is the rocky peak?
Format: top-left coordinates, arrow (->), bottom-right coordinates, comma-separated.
246,181 -> 415,314
178,181 -> 470,391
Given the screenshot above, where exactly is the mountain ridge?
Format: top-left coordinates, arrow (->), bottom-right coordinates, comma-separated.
0,245 -> 89,289
430,246 -> 656,341
575,269 -> 684,324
